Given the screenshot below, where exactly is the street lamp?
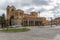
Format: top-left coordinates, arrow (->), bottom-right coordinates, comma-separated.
38,11 -> 40,26
50,17 -> 52,27
38,11 -> 40,17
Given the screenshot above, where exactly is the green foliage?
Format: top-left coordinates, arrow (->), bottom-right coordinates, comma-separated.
0,28 -> 30,32
1,14 -> 6,28
1,14 -> 5,24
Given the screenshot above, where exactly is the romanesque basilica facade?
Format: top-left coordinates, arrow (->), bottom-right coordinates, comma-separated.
6,5 -> 46,26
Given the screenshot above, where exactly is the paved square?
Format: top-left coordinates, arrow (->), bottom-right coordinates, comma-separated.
0,26 -> 60,40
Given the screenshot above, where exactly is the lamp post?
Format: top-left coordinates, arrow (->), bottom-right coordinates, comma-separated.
54,20 -> 58,26
38,11 -> 40,17
38,11 -> 40,26
50,17 -> 52,27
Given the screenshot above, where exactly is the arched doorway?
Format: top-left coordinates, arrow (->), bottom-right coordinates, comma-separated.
10,16 -> 14,26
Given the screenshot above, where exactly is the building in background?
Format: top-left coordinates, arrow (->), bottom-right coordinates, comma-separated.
53,17 -> 60,25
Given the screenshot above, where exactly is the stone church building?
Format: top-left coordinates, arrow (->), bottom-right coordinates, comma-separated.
6,5 -> 46,26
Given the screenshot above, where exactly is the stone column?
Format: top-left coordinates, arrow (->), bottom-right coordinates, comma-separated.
29,20 -> 31,26
34,20 -> 35,26
22,20 -> 25,26
28,19 -> 29,26
22,20 -> 24,26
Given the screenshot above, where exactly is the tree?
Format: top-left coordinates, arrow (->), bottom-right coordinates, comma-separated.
1,14 -> 6,28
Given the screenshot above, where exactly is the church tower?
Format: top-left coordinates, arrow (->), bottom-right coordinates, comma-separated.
6,5 -> 16,20
6,5 -> 16,25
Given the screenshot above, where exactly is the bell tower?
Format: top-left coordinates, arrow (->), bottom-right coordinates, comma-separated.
6,5 -> 11,20
6,5 -> 16,20
6,5 -> 16,25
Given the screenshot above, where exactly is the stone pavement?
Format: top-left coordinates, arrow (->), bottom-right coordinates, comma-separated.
0,26 -> 60,40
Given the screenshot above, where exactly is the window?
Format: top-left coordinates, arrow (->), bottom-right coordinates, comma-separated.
12,9 -> 14,11
15,12 -> 18,16
20,12 -> 23,16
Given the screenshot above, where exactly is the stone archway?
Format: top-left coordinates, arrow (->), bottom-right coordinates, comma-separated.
10,16 -> 14,26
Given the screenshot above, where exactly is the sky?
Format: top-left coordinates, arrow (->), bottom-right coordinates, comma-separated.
0,0 -> 60,20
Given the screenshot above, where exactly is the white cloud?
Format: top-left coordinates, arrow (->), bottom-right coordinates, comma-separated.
40,11 -> 54,17
0,0 -> 6,6
42,5 -> 54,10
39,11 -> 54,20
57,0 -> 60,3
0,0 -> 60,20
10,0 -> 17,2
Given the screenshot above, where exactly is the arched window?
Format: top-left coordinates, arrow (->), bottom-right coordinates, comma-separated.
11,9 -> 14,11
20,12 -> 23,16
